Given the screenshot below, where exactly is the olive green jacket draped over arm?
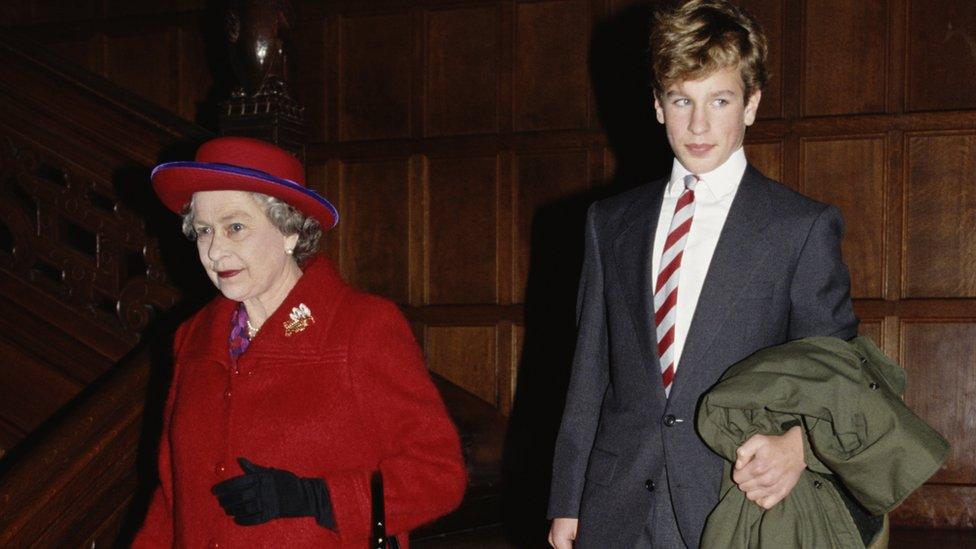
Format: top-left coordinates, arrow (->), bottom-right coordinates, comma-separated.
697,336 -> 948,549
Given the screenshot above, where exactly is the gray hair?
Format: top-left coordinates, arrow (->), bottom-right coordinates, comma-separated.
181,192 -> 323,263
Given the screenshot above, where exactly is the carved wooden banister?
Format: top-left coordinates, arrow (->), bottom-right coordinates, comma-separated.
0,28 -> 212,545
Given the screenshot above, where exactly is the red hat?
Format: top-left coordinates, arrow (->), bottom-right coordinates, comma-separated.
151,137 -> 338,229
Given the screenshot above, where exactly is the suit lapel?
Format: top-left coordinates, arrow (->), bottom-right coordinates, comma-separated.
668,166 -> 773,403
611,180 -> 666,394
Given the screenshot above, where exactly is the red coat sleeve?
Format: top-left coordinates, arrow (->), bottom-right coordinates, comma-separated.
327,298 -> 466,541
132,323 -> 190,548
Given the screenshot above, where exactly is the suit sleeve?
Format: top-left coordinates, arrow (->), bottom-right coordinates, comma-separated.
787,205 -> 858,340
547,204 -> 611,519
132,323 -> 189,548
326,299 -> 467,541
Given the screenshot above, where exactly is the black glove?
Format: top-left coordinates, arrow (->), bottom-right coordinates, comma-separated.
211,457 -> 336,529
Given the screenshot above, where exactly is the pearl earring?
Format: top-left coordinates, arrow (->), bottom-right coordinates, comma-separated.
285,248 -> 294,255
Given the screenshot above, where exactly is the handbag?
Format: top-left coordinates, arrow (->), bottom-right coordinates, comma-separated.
370,471 -> 401,549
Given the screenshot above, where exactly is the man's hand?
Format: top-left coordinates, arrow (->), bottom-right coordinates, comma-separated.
548,518 -> 579,548
733,425 -> 805,509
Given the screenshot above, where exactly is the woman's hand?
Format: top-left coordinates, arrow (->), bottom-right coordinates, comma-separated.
211,457 -> 335,528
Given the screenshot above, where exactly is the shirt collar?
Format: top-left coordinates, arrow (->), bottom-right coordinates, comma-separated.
666,147 -> 748,200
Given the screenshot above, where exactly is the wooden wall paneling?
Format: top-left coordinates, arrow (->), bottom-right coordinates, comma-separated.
424,4 -> 499,136
498,1 -> 515,135
736,0 -> 784,119
497,150 -> 515,305
409,155 -> 425,305
882,315 -> 900,365
510,323 -> 525,414
858,318 -> 883,348
800,136 -> 886,298
892,484 -> 976,529
781,133 -> 801,192
904,132 -> 976,298
900,321 -> 976,486
424,154 -> 499,304
743,140 -> 783,182
25,1 -> 98,23
426,325 -> 498,406
105,28 -> 179,112
339,158 -> 411,302
496,321 -> 515,414
608,0 -> 643,14
884,0 -> 905,114
884,130 -> 904,300
306,161 -> 339,265
906,0 -> 976,112
292,17 -> 328,142
513,0 -> 590,131
176,26 -> 213,125
338,11 -> 413,141
325,14 -> 341,142
409,321 -> 426,355
802,0 -> 887,116
514,149 -> 592,302
411,8 -> 424,140
778,0 -> 802,121
893,319 -> 976,530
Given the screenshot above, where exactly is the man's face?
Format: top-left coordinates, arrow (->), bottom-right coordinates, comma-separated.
654,66 -> 761,174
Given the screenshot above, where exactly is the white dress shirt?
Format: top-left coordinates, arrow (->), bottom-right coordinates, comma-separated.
651,147 -> 747,371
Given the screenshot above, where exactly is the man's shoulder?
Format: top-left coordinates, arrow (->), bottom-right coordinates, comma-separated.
587,177 -> 667,225
745,166 -> 834,220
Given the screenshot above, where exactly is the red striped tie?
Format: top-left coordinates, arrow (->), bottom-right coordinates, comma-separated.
655,174 -> 698,395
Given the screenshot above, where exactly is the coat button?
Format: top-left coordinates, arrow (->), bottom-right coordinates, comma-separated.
663,414 -> 676,427
869,382 -> 880,390
813,480 -> 823,489
208,540 -> 220,549
223,389 -> 232,400
644,479 -> 655,492
215,462 -> 226,475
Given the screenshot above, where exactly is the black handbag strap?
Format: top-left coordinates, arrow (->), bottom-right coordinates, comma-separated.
370,471 -> 400,549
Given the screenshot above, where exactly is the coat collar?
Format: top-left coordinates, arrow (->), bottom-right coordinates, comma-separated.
610,165 -> 774,403
178,255 -> 351,368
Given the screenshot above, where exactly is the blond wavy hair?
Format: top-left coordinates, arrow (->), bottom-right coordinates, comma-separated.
650,0 -> 768,99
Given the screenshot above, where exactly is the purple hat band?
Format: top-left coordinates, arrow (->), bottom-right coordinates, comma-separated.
152,161 -> 339,229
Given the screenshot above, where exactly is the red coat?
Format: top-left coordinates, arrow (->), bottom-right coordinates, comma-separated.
133,257 -> 466,548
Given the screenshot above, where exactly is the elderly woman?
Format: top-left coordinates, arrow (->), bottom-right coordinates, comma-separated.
133,137 -> 466,547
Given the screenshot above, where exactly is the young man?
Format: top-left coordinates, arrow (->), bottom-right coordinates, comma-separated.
547,1 -> 858,547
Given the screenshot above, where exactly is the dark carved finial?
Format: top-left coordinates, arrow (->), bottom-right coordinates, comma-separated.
220,0 -> 305,159
225,0 -> 294,98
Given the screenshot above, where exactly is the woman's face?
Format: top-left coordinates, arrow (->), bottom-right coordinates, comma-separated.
190,190 -> 299,304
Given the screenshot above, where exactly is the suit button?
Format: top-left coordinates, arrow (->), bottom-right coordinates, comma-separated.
208,540 -> 220,549
644,479 -> 655,492
663,414 -> 676,427
223,389 -> 232,400
215,462 -> 226,475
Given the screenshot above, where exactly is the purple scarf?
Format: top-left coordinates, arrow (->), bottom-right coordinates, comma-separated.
228,302 -> 251,358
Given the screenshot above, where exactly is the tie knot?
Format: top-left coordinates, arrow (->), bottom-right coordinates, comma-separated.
683,174 -> 700,191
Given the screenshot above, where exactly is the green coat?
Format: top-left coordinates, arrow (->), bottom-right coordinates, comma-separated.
697,336 -> 948,548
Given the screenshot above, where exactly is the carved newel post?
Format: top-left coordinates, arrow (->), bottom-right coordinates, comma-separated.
220,0 -> 305,158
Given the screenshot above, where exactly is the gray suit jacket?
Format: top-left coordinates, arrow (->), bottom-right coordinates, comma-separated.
547,166 -> 858,548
